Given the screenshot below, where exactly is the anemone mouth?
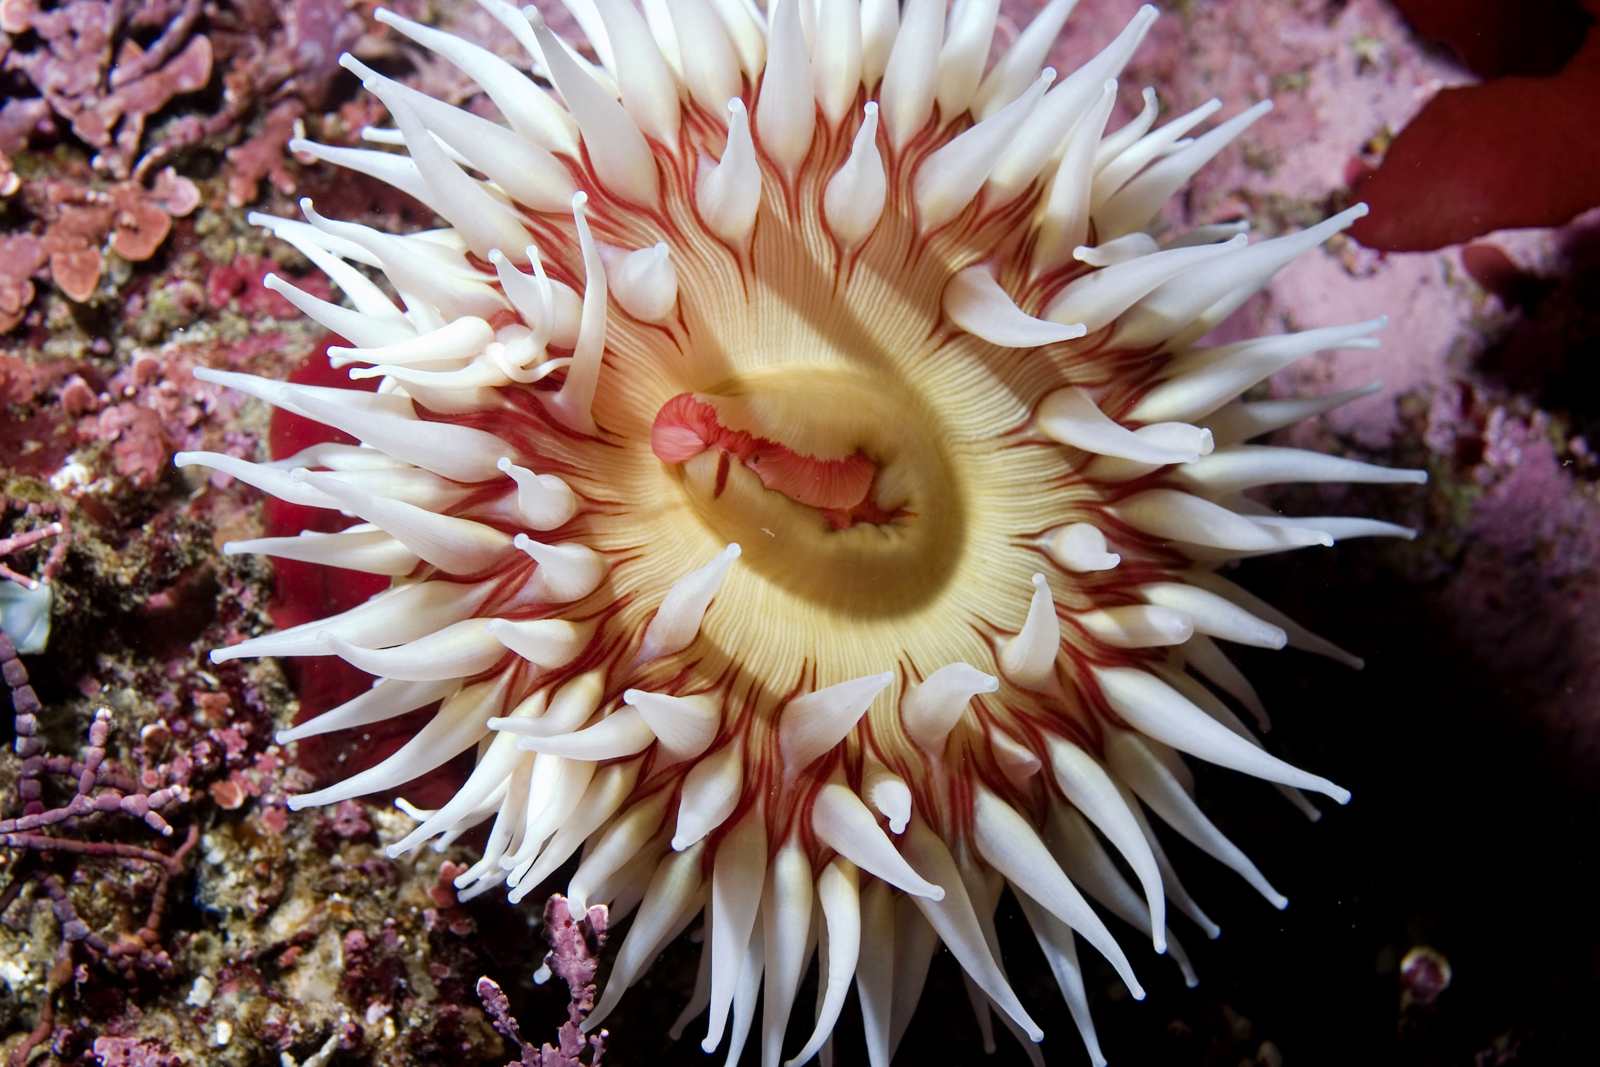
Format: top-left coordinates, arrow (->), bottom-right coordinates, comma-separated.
176,1 -> 1426,1064
647,375 -> 969,617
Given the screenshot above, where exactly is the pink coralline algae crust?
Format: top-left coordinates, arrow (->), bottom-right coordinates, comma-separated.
0,167 -> 200,330
0,0 -> 368,333
62,348 -> 259,491
1453,409 -> 1600,728
205,254 -> 310,321
0,0 -> 212,177
1413,219 -> 1600,773
88,1035 -> 185,1067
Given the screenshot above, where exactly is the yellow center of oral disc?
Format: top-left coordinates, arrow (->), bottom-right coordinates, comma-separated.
670,363 -> 964,618
574,170 -> 1095,698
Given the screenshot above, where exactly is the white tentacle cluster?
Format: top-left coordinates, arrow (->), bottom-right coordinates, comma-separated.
179,2 -> 1423,1064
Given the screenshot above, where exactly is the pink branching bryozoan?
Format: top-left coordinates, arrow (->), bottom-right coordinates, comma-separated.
478,895 -> 609,1066
180,2 -> 1425,1063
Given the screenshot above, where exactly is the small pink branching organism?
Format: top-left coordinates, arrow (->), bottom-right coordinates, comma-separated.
1,630 -> 198,1066
477,895 -> 609,1067
0,520 -> 63,591
0,498 -> 68,654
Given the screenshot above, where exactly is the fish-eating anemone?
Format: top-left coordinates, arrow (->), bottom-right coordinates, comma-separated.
179,1 -> 1423,1063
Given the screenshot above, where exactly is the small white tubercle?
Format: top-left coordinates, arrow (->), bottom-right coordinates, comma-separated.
824,103 -> 887,246
638,543 -> 742,663
999,574 -> 1060,693
512,534 -> 607,602
697,99 -> 762,243
1043,524 -> 1121,572
862,761 -> 913,834
498,457 -> 580,530
602,241 -> 678,324
901,662 -> 998,752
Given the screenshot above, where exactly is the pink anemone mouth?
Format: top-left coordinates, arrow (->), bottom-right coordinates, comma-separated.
176,1 -> 1425,1063
650,392 -> 886,521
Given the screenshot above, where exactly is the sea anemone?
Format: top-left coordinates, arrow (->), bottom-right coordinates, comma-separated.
177,0 -> 1425,1063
